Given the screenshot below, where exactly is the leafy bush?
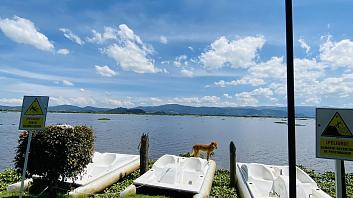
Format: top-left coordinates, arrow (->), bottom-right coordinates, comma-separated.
0,168 -> 20,191
14,125 -> 95,186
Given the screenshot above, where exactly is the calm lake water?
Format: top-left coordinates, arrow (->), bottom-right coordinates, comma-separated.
1,112 -> 352,172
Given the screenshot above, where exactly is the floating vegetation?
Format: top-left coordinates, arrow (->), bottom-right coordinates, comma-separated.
98,118 -> 111,121
274,121 -> 306,126
274,121 -> 287,124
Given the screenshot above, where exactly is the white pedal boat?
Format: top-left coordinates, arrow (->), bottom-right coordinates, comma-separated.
8,152 -> 140,195
131,154 -> 216,197
236,163 -> 332,198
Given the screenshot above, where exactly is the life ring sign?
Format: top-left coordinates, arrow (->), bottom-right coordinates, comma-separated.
316,108 -> 353,160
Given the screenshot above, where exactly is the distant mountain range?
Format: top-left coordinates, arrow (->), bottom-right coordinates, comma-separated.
0,104 -> 316,118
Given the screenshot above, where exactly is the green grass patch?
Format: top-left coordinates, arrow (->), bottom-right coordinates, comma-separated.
298,165 -> 353,197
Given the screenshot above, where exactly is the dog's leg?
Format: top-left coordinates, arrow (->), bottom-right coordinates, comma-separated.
194,149 -> 199,157
191,148 -> 195,157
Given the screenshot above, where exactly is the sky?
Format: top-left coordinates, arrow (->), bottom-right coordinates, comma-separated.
1,0 -> 353,108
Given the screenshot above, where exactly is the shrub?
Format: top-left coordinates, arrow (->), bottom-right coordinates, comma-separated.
0,168 -> 20,191
14,125 -> 95,186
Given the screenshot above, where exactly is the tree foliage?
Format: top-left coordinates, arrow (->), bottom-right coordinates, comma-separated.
15,125 -> 95,185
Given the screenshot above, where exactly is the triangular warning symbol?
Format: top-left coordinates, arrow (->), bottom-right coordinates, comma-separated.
24,98 -> 44,115
322,112 -> 353,137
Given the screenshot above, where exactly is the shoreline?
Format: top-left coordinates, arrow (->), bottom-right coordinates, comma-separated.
0,110 -> 314,119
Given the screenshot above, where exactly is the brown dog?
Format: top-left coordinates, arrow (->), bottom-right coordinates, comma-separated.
191,141 -> 218,160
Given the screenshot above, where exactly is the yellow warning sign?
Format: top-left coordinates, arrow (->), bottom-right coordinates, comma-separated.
24,98 -> 44,115
19,96 -> 49,130
321,112 -> 353,138
21,116 -> 45,128
320,138 -> 353,158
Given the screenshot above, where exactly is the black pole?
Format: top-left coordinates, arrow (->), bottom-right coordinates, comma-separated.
285,0 -> 296,197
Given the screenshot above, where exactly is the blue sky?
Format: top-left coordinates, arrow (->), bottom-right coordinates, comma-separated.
1,0 -> 353,108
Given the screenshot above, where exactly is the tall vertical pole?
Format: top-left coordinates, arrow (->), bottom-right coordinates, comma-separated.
335,160 -> 346,198
285,0 -> 296,197
19,131 -> 33,198
229,141 -> 237,187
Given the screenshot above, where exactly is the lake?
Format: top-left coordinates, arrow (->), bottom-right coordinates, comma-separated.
1,112 -> 352,172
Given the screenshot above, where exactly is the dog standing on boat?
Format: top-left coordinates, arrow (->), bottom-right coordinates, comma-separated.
191,141 -> 218,161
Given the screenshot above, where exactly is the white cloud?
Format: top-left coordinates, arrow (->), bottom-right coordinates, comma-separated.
169,96 -> 221,106
62,80 -> 74,86
106,98 -> 134,107
248,56 -> 286,79
320,74 -> 353,98
0,16 -> 54,51
199,35 -> 265,69
160,35 -> 168,44
180,69 -> 193,77
223,94 -> 232,99
95,65 -> 117,77
214,77 -> 265,88
57,48 -> 70,55
174,55 -> 188,67
51,96 -> 96,106
80,88 -> 85,92
298,38 -> 311,54
87,26 -> 117,44
0,98 -> 22,105
235,87 -> 275,106
104,24 -> 159,73
320,36 -> 353,68
59,28 -> 84,45
188,46 -> 194,51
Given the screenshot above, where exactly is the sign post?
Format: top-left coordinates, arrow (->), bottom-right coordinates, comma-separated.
18,96 -> 49,198
316,108 -> 353,198
335,160 -> 346,198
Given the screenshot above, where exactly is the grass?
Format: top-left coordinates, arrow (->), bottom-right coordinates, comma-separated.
3,163 -> 352,197
298,165 -> 353,197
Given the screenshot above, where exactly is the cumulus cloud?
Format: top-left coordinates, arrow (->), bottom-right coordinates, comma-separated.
51,96 -> 96,106
104,24 -> 159,73
0,98 -> 22,105
169,96 -> 221,106
214,78 -> 265,88
0,16 -> 54,51
174,55 -> 188,67
57,48 -> 70,55
223,94 -> 232,99
235,87 -> 275,106
95,65 -> 117,77
180,69 -> 193,77
199,35 -> 265,69
87,26 -> 117,44
160,35 -> 168,44
106,98 -> 134,107
62,80 -> 74,86
320,35 -> 353,68
59,28 -> 84,45
298,38 -> 311,54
